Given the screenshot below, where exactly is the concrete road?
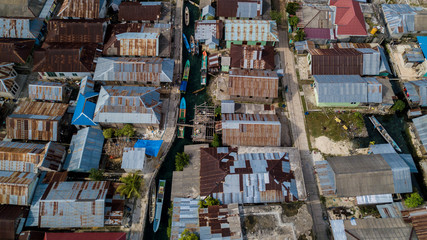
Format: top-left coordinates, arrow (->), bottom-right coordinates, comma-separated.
278,27 -> 330,240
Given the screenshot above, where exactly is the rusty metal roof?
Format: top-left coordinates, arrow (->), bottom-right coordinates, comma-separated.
33,43 -> 97,73
229,69 -> 278,98
309,48 -> 363,75
28,81 -> 65,102
0,171 -> 38,205
225,20 -> 278,42
0,18 -> 42,39
57,0 -> 104,18
217,0 -> 262,18
11,101 -> 68,117
45,19 -> 106,43
0,205 -> 27,240
230,44 -> 275,70
0,39 -> 34,63
402,208 -> 427,239
118,2 -> 162,22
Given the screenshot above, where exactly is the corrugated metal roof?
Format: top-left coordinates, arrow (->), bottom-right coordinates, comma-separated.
94,57 -> 174,84
217,0 -> 261,18
221,100 -> 235,114
0,39 -> 35,64
337,218 -> 413,239
94,86 -> 162,125
417,36 -> 427,60
39,181 -> 109,228
71,94 -> 97,126
63,127 -> 104,172
44,232 -> 127,240
382,4 -> 416,36
45,19 -> 106,43
201,5 -> 215,17
28,81 -> 65,102
121,147 -> 146,171
356,48 -> 380,75
0,18 -> 42,38
315,160 -> 336,196
403,47 -> 424,62
118,2 -> 162,22
309,48 -> 363,75
356,194 -> 393,205
195,20 -> 223,41
229,69 -> 278,98
0,171 -> 38,205
402,207 -> 427,239
224,20 -> 278,42
377,202 -> 404,218
0,63 -> 19,98
413,114 -> 427,152
405,80 -> 427,106
230,44 -> 275,70
236,1 -> 259,18
57,0 -> 105,18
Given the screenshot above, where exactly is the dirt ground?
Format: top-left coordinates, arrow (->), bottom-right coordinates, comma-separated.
296,55 -> 310,80
208,73 -> 230,105
313,136 -> 353,156
388,44 -> 423,80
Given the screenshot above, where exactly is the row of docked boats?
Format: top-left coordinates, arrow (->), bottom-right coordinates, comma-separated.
183,33 -> 199,56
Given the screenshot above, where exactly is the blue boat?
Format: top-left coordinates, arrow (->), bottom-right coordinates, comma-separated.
153,180 -> 166,232
179,97 -> 186,122
183,33 -> 191,54
180,80 -> 188,93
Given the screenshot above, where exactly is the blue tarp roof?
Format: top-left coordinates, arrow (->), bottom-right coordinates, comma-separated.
417,36 -> 427,59
71,93 -> 97,126
134,140 -> 163,157
180,81 -> 188,92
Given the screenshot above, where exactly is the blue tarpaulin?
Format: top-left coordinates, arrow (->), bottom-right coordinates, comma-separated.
134,140 -> 163,157
180,80 -> 188,92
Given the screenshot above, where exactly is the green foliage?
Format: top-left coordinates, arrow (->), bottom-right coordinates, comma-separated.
116,173 -> 143,199
405,192 -> 424,208
211,134 -> 221,148
214,106 -> 221,117
353,112 -> 364,128
289,16 -> 299,27
115,124 -> 135,137
206,16 -> 215,20
89,168 -> 104,181
270,10 -> 283,24
199,196 -> 220,208
391,100 -> 406,112
175,152 -> 190,171
359,205 -> 380,217
167,203 -> 174,238
286,2 -> 300,15
179,229 -> 199,240
103,128 -> 115,139
294,29 -> 305,42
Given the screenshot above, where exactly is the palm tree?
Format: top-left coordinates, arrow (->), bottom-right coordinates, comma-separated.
117,173 -> 143,198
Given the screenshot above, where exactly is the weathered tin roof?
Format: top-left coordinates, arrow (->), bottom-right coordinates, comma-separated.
0,63 -> 18,97
229,69 -> 279,98
0,204 -> 27,240
44,232 -> 127,240
0,18 -> 43,39
57,0 -> 105,18
402,207 -> 427,239
377,202 -> 404,218
217,0 -> 261,18
230,44 -> 275,70
200,147 -> 297,204
0,0 -> 53,18
63,127 -> 104,172
195,20 -> 223,41
0,39 -> 35,63
413,114 -> 427,152
118,2 -> 162,22
28,81 -> 65,102
356,48 -> 381,75
104,32 -> 160,56
45,19 -> 106,43
94,86 -> 162,125
404,80 -> 427,106
0,171 -> 38,205
121,147 -> 146,171
10,101 -> 68,118
225,20 -> 278,42
356,194 -> 393,205
382,4 -> 416,36
309,48 -> 363,75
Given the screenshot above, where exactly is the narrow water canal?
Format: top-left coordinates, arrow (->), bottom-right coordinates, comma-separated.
143,1 -> 206,239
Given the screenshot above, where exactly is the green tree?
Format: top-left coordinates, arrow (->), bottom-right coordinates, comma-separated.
179,229 -> 199,240
116,173 -> 143,198
214,106 -> 221,117
211,134 -> 221,147
270,10 -> 283,24
286,2 -> 300,15
89,168 -> 104,181
199,196 -> 220,208
103,128 -> 115,139
115,124 -> 135,137
289,16 -> 299,28
294,29 -> 305,42
405,192 -> 424,208
391,100 -> 406,112
175,152 -> 190,171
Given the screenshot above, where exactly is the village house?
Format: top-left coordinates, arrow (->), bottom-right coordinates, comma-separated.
224,20 -> 278,48
382,4 -> 427,39
118,2 -> 163,22
309,48 -> 363,75
329,0 -> 367,41
28,81 -> 67,102
43,233 -> 127,240
121,147 -> 146,172
230,44 -> 275,70
228,69 -> 278,102
45,19 -> 108,44
0,205 -> 28,240
0,0 -> 57,19
57,0 -> 107,19
0,18 -> 45,44
403,79 -> 427,108
72,77 -> 98,126
296,4 -> 333,44
216,0 -> 262,19
0,39 -> 35,64
0,63 -> 21,99
0,171 -> 38,205
194,20 -> 223,49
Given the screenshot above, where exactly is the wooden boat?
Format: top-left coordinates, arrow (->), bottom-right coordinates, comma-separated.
153,179 -> 166,232
185,6 -> 190,26
178,126 -> 185,138
201,51 -> 208,85
200,72 -> 207,85
179,97 -> 186,122
368,115 -> 402,152
183,60 -> 190,80
201,51 -> 207,70
183,34 -> 191,54
190,35 -> 195,55
180,80 -> 188,93
195,40 -> 199,55
193,87 -> 205,94
148,181 -> 156,223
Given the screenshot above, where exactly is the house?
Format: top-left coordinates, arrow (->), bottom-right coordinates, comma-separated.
402,208 -> 427,239
205,35 -> 220,49
94,86 -> 162,128
118,2 -> 162,22
316,154 -> 412,197
72,77 -> 98,126
331,218 -> 415,240
201,5 -> 215,19
0,63 -> 21,99
0,171 -> 38,205
0,141 -> 66,173
171,197 -> 242,240
28,81 -> 66,102
221,56 -> 231,72
44,233 -> 127,240
33,43 -> 97,79
200,147 -> 298,203
0,0 -> 57,19
413,115 -> 427,154
208,54 -> 220,72
0,205 -> 28,240
296,4 -> 333,43
0,18 -> 45,44
18,231 -> 45,240
309,48 -> 363,75
222,113 -> 281,146
228,69 -> 278,102
6,101 -> 68,141
417,36 -> 427,77
45,19 -> 107,43
402,47 -> 425,68
63,127 -> 104,172
230,44 -> 275,70
329,0 -> 367,40
313,75 -> 382,107
217,0 -> 262,19
224,20 -> 278,48
382,4 -> 427,38
403,79 -> 427,107
0,39 -> 35,63
294,40 -> 315,54
194,20 -> 223,43
94,57 -> 174,85
121,147 -> 146,172
57,0 -> 107,19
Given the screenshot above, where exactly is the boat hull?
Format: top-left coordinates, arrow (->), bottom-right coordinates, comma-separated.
153,180 -> 166,232
183,60 -> 190,80
183,34 -> 191,53
368,115 -> 402,152
185,7 -> 189,26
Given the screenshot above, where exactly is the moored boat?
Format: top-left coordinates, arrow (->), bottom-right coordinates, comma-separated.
180,80 -> 188,93
368,115 -> 402,152
183,59 -> 190,80
183,34 -> 191,54
201,51 -> 208,85
149,181 -> 156,223
185,7 -> 190,26
153,179 -> 166,232
179,97 -> 186,122
178,126 -> 185,138
190,35 -> 195,55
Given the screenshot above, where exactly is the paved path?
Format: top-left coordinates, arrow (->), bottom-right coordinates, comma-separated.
278,28 -> 329,240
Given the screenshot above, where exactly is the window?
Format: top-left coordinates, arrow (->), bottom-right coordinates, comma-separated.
59,73 -> 65,77
47,72 -> 56,77
72,73 -> 78,76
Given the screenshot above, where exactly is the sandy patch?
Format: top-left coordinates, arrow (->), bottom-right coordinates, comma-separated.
313,136 -> 353,156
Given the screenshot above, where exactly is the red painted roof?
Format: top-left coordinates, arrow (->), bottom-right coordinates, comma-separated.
44,232 -> 127,240
330,0 -> 367,36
